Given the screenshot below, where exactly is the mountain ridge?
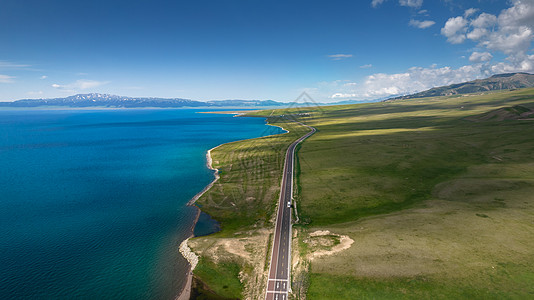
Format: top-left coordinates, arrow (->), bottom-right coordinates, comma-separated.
391,72 -> 534,100
0,93 -> 286,108
0,93 -> 370,108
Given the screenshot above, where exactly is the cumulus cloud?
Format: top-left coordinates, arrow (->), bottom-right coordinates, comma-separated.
0,74 -> 15,83
464,8 -> 478,17
442,0 -> 534,73
323,0 -> 534,102
469,51 -> 493,62
362,64 -> 489,97
409,19 -> 436,29
52,79 -> 109,91
441,16 -> 468,44
470,13 -> 497,28
323,63 -> 494,100
491,54 -> 534,73
360,64 -> 373,68
40,75 -> 48,80
327,54 -> 353,60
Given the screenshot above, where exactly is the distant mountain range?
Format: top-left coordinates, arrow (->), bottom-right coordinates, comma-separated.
3,73 -> 533,108
0,93 -> 369,108
0,93 -> 289,108
392,72 -> 534,100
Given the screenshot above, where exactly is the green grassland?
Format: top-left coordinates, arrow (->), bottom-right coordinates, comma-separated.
190,88 -> 534,299
196,119 -> 310,235
264,88 -> 534,299
190,118 -> 310,298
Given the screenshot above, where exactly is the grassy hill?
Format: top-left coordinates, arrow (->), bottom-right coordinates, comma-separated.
394,73 -> 534,100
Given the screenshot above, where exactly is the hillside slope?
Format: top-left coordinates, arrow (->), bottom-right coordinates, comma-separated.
394,72 -> 534,100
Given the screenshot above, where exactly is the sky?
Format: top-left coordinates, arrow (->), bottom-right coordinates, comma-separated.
1,0 -> 533,102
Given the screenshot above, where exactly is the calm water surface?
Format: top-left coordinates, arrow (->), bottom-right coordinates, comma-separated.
0,109 -> 283,299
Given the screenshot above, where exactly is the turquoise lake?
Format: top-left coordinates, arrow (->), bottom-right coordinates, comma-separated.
0,109 -> 284,299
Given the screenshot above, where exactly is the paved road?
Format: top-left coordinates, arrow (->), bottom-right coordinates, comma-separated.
265,122 -> 316,300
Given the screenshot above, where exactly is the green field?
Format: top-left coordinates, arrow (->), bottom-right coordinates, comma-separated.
191,88 -> 534,299
266,88 -> 534,299
196,119 -> 309,236
190,118 -> 310,298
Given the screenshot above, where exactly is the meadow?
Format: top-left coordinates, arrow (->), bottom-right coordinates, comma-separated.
282,88 -> 534,299
191,88 -> 534,299
190,119 -> 310,299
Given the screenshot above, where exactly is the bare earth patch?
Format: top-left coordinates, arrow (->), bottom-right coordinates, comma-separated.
309,185 -> 534,281
305,230 -> 354,260
189,229 -> 271,300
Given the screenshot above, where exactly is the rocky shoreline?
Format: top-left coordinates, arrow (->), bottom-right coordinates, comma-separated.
176,146 -> 220,300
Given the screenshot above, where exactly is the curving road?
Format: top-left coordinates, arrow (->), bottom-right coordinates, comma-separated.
265,122 -> 316,300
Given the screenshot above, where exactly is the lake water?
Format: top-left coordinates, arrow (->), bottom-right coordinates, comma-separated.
0,109 -> 283,299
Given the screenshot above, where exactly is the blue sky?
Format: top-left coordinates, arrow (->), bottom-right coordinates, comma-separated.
1,0 -> 532,102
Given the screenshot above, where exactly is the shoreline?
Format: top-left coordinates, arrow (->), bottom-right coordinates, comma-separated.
176,116 -> 287,299
176,145 -> 220,300
187,145 -> 221,205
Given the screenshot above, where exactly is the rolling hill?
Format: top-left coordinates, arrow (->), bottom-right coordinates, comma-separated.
393,72 -> 534,100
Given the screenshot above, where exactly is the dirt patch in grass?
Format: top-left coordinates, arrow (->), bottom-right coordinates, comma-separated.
190,228 -> 271,300
305,230 -> 354,260
307,182 -> 534,297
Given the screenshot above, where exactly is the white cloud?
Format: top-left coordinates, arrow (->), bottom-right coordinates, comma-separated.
52,79 -> 109,91
0,61 -> 30,69
464,8 -> 478,17
479,26 -> 532,55
498,0 -> 534,29
469,51 -> 493,62
371,0 -> 386,8
418,9 -> 428,14
441,16 -> 468,44
470,13 -> 496,28
399,0 -> 423,8
491,54 -> 534,73
325,57 -> 532,101
40,75 -> 48,80
327,54 -> 353,60
331,93 -> 358,99
0,74 -> 15,83
360,64 -> 373,68
442,0 -> 534,72
409,19 -> 436,29
322,63 -> 493,101
363,64 -> 491,97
